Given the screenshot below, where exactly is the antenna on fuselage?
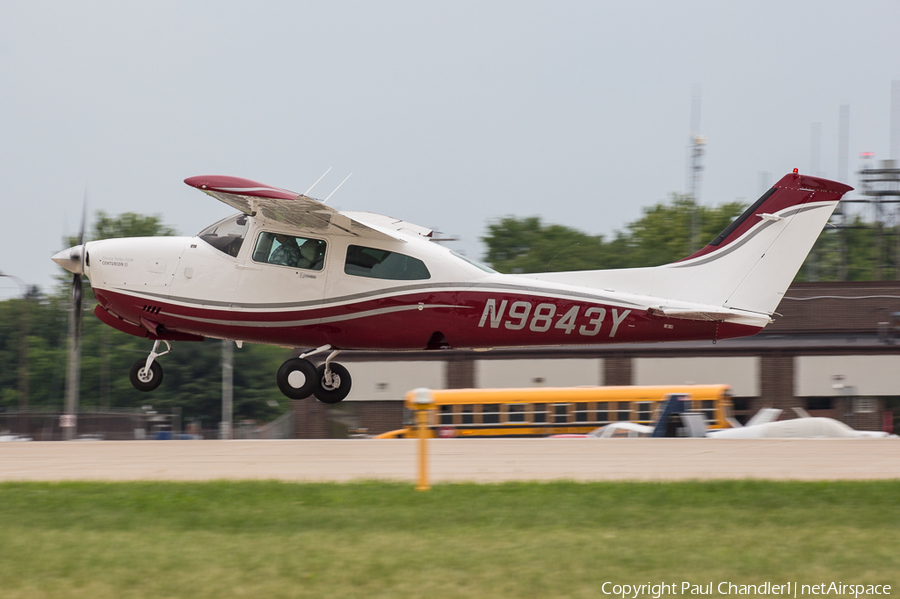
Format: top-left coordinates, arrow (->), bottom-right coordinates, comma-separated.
323,173 -> 353,204
304,167 -> 333,197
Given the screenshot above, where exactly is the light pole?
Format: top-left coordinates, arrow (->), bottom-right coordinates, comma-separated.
0,272 -> 29,412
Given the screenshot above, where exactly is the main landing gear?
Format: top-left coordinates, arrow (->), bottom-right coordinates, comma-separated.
129,339 -> 170,392
128,340 -> 353,404
277,345 -> 352,404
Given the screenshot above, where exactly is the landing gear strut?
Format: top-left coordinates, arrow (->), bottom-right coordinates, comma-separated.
276,345 -> 353,403
129,340 -> 170,392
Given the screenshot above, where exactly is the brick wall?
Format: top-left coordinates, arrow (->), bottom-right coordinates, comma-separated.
358,401 -> 404,435
293,398 -> 327,439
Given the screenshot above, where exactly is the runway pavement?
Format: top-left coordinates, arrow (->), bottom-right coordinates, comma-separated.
1,438 -> 899,482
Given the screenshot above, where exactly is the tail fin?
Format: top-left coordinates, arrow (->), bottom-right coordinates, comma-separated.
530,171 -> 852,317
664,171 -> 852,314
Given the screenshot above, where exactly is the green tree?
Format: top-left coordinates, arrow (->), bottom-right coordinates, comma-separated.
92,211 -> 178,240
482,195 -> 746,273
617,194 -> 746,268
482,217 -> 615,273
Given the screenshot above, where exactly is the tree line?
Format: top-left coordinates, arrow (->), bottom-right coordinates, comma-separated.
482,194 -> 885,282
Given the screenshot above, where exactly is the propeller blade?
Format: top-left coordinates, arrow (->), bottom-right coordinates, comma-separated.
77,191 -> 87,246
72,273 -> 83,343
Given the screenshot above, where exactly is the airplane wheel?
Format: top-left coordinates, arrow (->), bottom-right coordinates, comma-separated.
130,360 -> 163,392
313,362 -> 352,404
277,358 -> 317,399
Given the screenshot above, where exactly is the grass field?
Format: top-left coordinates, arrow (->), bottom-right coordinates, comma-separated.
0,480 -> 897,598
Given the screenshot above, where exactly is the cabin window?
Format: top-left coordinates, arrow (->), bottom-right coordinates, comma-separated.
253,232 -> 326,270
198,214 -> 250,257
344,245 -> 430,280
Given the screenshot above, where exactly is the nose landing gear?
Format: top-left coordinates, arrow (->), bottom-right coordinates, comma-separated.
276,345 -> 352,403
129,339 -> 171,392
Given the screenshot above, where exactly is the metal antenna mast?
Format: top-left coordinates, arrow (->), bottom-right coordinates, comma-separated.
687,88 -> 705,253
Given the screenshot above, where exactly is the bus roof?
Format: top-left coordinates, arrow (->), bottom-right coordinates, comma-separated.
403,385 -> 732,407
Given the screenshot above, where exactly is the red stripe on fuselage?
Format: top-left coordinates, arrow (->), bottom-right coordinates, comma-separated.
92,288 -> 761,349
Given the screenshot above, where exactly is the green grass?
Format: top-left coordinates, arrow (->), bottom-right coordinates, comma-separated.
0,481 -> 897,598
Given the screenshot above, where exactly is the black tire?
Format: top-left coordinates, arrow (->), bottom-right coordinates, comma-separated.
277,358 -> 317,399
313,362 -> 352,404
129,360 -> 163,392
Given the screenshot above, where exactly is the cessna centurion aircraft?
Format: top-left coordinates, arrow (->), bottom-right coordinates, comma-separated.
52,170 -> 852,403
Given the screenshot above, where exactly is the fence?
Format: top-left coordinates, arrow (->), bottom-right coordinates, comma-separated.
0,407 -> 294,440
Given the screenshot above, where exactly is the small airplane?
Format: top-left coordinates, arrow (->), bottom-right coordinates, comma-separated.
52,169 -> 852,403
707,407 -> 895,438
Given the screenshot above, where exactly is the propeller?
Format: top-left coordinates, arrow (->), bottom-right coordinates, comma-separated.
62,197 -> 87,440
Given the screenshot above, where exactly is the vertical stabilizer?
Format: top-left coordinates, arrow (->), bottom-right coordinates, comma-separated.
669,171 -> 852,314
528,171 -> 852,318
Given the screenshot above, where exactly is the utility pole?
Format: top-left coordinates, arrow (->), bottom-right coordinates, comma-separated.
221,340 -> 233,439
63,286 -> 81,440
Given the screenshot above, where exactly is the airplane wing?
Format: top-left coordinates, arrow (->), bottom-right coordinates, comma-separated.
184,175 -> 416,244
590,422 -> 654,438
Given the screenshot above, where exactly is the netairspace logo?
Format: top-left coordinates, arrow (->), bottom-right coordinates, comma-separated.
600,582 -> 892,599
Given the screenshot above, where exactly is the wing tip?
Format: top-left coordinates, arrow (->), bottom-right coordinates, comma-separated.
183,175 -> 299,200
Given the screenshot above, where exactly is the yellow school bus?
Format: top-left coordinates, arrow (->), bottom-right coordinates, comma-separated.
375,384 -> 734,438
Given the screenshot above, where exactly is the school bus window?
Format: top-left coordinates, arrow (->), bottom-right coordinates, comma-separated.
596,407 -> 607,423
507,404 -> 526,423
617,401 -> 630,421
701,400 -> 715,423
461,405 -> 474,425
533,403 -> 547,423
553,403 -> 568,424
439,405 -> 453,426
483,404 -> 500,425
637,401 -> 653,422
575,402 -> 589,422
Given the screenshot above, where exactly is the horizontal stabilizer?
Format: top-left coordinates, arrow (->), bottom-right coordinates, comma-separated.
648,305 -> 770,325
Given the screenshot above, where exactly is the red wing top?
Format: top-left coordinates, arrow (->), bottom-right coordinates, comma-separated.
184,175 -> 301,200
184,175 -> 417,243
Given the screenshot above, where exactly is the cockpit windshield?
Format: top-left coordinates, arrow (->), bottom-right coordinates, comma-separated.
198,213 -> 250,257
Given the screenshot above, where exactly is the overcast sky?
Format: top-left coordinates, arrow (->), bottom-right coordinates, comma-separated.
2,1 -> 899,299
